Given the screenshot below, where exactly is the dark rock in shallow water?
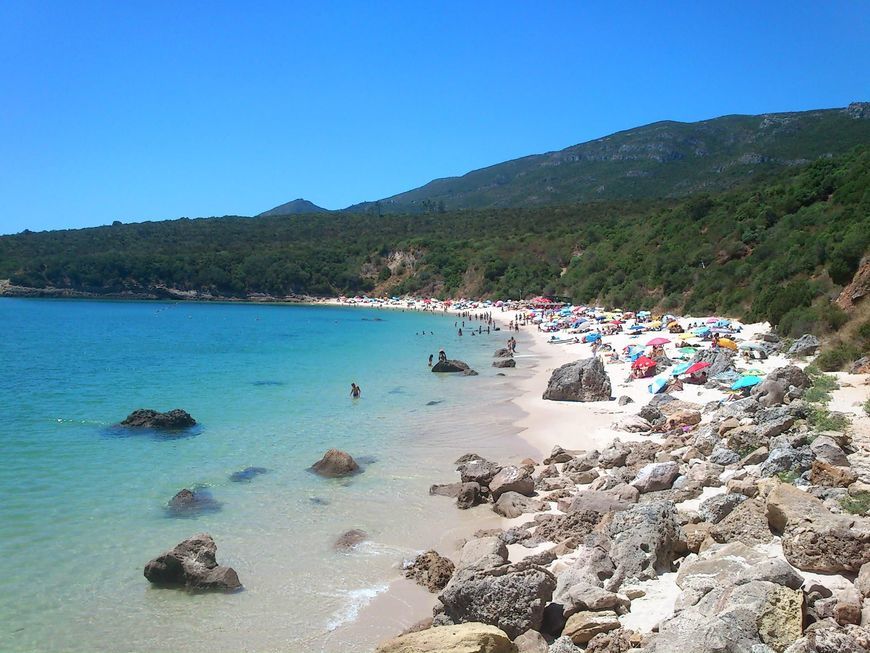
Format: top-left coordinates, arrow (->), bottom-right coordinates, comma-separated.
334,529 -> 369,551
309,496 -> 330,506
355,455 -> 377,465
144,533 -> 241,591
121,408 -> 196,430
432,359 -> 477,375
166,488 -> 222,517
310,449 -> 360,477
252,380 -> 284,386
426,400 -> 444,406
229,467 -> 268,482
493,358 -> 516,368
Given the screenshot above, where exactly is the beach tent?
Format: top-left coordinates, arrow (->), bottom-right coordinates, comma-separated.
731,376 -> 762,390
646,337 -> 670,347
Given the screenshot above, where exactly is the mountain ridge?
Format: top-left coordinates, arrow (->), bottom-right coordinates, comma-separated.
289,103 -> 868,215
257,198 -> 329,217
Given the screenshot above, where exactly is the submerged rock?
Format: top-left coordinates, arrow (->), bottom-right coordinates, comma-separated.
543,358 -> 612,402
121,408 -> 196,430
144,533 -> 241,591
166,488 -> 222,517
229,466 -> 268,482
334,529 -> 369,551
310,449 -> 360,477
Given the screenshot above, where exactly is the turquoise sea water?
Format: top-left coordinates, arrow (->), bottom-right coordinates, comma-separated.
0,299 -> 528,653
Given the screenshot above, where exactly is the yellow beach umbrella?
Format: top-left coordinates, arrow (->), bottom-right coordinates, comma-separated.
677,333 -> 695,340
718,338 -> 738,350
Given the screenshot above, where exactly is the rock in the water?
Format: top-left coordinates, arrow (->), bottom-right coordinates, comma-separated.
767,482 -> 870,573
229,466 -> 267,482
334,529 -> 369,551
166,488 -> 222,517
121,408 -> 196,430
458,459 -> 503,487
311,449 -> 360,477
494,348 -> 513,359
430,482 -> 463,498
493,358 -> 517,368
630,462 -> 679,493
542,358 -> 612,402
143,533 -> 241,591
788,334 -> 821,356
375,622 -> 517,653
436,563 -> 556,639
489,466 -> 535,501
404,550 -> 455,592
457,482 -> 484,509
433,359 -> 477,375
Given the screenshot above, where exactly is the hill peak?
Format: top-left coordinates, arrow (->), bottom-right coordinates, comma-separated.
257,198 -> 329,217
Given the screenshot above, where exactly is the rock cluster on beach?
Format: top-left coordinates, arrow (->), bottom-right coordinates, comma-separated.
144,533 -> 241,592
393,357 -> 870,652
120,408 -> 196,429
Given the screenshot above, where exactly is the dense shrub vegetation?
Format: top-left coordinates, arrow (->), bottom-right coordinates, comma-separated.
1,147 -> 868,364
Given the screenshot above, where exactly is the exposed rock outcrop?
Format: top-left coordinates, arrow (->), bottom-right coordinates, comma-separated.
144,533 -> 241,591
311,449 -> 360,477
121,408 -> 196,430
542,358 -> 612,402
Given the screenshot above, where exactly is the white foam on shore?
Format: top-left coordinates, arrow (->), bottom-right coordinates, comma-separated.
325,583 -> 391,632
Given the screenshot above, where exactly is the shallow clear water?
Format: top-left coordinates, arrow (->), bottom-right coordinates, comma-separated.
0,299 -> 527,653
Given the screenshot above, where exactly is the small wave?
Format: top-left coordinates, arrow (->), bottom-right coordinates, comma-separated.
325,583 -> 389,631
55,418 -> 106,425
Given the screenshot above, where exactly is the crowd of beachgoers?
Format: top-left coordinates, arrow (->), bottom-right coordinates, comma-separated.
327,294 -> 870,653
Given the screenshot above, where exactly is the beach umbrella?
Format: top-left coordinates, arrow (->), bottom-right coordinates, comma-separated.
629,324 -> 645,331
678,346 -> 697,355
718,338 -> 738,351
692,327 -> 711,335
648,376 -> 668,394
706,317 -> 720,323
731,375 -> 762,390
743,368 -> 764,376
648,320 -> 662,328
585,333 -> 602,343
672,362 -> 691,376
632,355 -> 656,370
646,337 -> 670,347
684,361 -> 711,375
738,342 -> 766,351
677,333 -> 695,341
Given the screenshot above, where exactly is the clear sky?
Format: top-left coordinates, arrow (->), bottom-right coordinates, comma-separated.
1,1 -> 867,234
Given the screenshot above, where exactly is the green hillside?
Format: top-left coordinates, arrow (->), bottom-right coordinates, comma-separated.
341,103 -> 870,214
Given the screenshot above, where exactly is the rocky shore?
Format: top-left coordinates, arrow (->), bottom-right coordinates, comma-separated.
374,311 -> 870,653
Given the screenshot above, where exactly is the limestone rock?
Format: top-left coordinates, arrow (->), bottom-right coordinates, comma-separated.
607,500 -> 683,585
490,466 -> 535,501
404,550 -> 455,592
630,462 -> 679,493
457,482 -> 484,509
311,448 -> 359,477
811,436 -> 850,466
458,459 -> 503,487
767,483 -> 870,573
121,408 -> 196,430
542,358 -> 612,402
493,358 -> 517,369
494,492 -> 544,519
811,460 -> 858,488
143,533 -> 241,591
375,622 -> 517,653
709,497 -> 773,546
698,493 -> 747,524
562,610 -> 620,645
514,629 -> 548,653
788,334 -> 821,357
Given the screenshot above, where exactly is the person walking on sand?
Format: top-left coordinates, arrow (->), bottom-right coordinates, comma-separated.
350,382 -> 361,399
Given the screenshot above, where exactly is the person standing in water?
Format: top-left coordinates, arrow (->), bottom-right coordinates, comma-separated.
350,382 -> 361,399
428,354 -> 434,367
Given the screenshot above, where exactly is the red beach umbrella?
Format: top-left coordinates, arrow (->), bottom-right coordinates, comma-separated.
684,361 -> 711,375
646,337 -> 670,347
632,356 -> 656,370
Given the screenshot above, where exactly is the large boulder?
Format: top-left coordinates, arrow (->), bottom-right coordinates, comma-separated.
375,623 -> 517,653
709,497 -> 774,546
121,408 -> 196,430
788,334 -> 821,357
562,611 -> 621,645
457,459 -> 503,487
493,358 -> 517,369
542,358 -> 612,402
143,533 -> 241,591
310,449 -> 360,477
489,466 -> 535,501
436,562 -> 557,639
494,492 -> 544,518
494,348 -> 513,359
606,501 -> 683,586
766,365 -> 811,392
752,379 -> 786,408
690,349 -> 735,377
457,482 -> 484,509
404,550 -> 455,592
767,483 -> 870,573
433,359 -> 477,374
630,462 -> 679,493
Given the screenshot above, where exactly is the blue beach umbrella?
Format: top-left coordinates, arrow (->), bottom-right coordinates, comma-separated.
671,362 -> 691,376
648,376 -> 668,394
692,327 -> 711,336
731,376 -> 762,390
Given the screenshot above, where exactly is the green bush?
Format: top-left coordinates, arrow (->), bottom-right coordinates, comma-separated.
816,342 -> 862,372
841,491 -> 870,516
808,406 -> 848,431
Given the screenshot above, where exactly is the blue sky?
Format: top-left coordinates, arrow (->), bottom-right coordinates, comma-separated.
0,1 -> 867,233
